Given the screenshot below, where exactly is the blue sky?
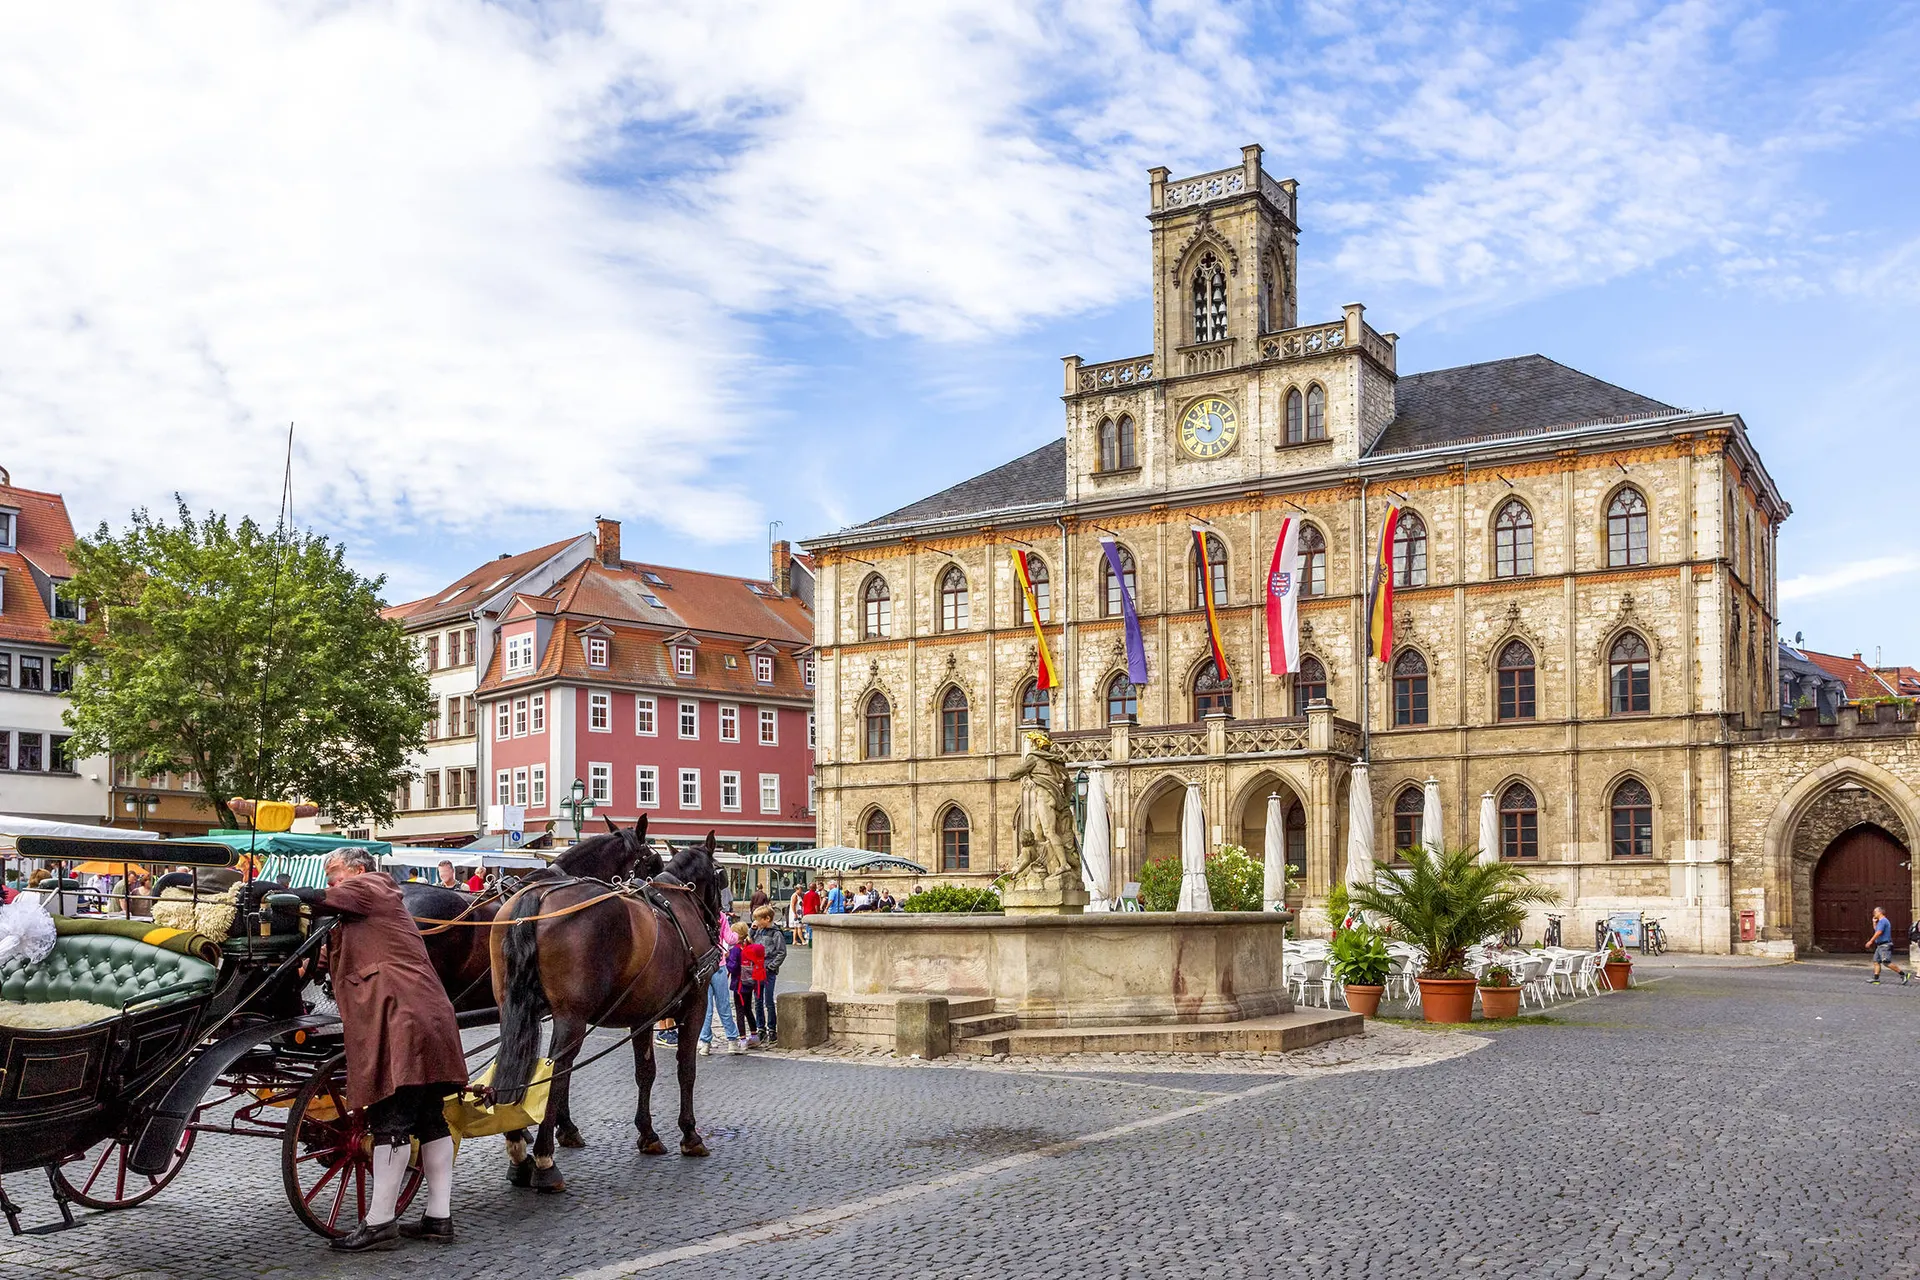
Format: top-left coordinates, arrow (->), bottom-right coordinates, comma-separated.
3,1 -> 1915,656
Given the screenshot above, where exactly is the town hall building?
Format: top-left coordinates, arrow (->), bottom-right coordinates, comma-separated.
803,146 -> 1920,956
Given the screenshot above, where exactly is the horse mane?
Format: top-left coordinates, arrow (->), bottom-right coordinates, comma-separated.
657,833 -> 723,925
551,815 -> 659,883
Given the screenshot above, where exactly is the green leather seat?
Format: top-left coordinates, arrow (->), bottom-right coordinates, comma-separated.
0,934 -> 218,1012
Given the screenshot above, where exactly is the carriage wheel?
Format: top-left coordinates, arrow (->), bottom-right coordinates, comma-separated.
281,1050 -> 422,1239
54,1128 -> 196,1210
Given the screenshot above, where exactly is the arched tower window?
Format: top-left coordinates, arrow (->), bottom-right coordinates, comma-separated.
1494,499 -> 1533,578
1499,783 -> 1538,860
864,692 -> 892,759
1019,680 -> 1050,731
1610,779 -> 1653,858
1193,660 -> 1233,719
1285,389 -> 1304,444
1097,419 -> 1117,472
939,686 -> 970,754
1607,488 -> 1649,567
1116,414 -> 1136,468
1101,546 -> 1137,618
1191,252 -> 1227,343
1609,632 -> 1651,714
1294,655 -> 1327,713
1260,257 -> 1280,333
938,565 -> 969,632
1392,649 -> 1429,725
862,575 -> 891,639
940,807 -> 971,871
1298,523 -> 1327,597
862,809 -> 892,855
1497,640 -> 1536,721
1106,674 -> 1138,722
1393,512 -> 1427,587
1016,556 -> 1049,624
1191,533 -> 1228,608
1393,786 -> 1425,855
1305,384 -> 1326,441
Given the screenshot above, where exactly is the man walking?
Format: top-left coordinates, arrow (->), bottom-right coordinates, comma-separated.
1866,906 -> 1909,985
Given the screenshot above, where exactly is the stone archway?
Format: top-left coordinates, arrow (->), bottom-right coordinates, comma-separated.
1764,757 -> 1920,954
1228,769 -> 1309,903
1131,774 -> 1190,887
1811,825 -> 1910,953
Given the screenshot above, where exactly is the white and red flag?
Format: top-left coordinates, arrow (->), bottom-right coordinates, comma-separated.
1266,517 -> 1302,675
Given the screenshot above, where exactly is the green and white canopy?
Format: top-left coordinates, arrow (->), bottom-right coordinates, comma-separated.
744,846 -> 927,874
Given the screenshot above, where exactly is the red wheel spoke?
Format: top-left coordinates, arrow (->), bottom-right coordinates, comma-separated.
326,1160 -> 350,1229
82,1145 -> 114,1196
114,1150 -> 129,1201
302,1156 -> 344,1207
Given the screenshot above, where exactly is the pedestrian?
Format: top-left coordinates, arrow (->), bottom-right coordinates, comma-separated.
749,884 -> 770,915
725,923 -> 748,1037
750,904 -> 786,1042
787,884 -> 806,945
738,923 -> 766,1048
465,868 -> 484,893
1865,906 -> 1909,984
697,913 -> 746,1056
434,859 -> 459,890
826,880 -> 847,914
254,848 -> 466,1249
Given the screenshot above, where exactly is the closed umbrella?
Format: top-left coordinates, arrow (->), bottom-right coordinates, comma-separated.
1422,776 -> 1443,855
1080,766 -> 1112,911
1478,791 -> 1499,867
1177,780 -> 1212,912
1345,762 -> 1376,891
1262,792 -> 1287,912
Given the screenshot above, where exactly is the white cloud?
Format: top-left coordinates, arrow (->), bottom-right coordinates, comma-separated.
1780,555 -> 1920,603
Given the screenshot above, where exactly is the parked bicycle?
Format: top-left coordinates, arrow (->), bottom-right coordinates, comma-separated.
1544,914 -> 1563,948
1500,925 -> 1523,947
1640,917 -> 1668,956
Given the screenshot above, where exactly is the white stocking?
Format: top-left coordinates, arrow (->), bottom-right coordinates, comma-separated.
421,1136 -> 455,1219
366,1143 -> 410,1226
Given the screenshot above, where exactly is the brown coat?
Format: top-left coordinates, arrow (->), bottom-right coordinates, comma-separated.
324,872 -> 468,1111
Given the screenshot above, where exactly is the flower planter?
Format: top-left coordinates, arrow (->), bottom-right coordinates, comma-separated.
1478,985 -> 1522,1019
1343,984 -> 1384,1017
1603,960 -> 1632,991
1416,976 -> 1478,1024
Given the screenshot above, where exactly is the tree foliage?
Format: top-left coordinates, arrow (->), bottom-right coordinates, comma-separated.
901,884 -> 1002,913
55,503 -> 431,829
1138,843 -> 1264,912
1346,845 -> 1559,976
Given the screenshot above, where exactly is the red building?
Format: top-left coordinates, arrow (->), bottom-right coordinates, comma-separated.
477,520 -> 816,855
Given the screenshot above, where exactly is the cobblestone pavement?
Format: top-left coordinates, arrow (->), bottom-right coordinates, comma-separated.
4,963 -> 1914,1280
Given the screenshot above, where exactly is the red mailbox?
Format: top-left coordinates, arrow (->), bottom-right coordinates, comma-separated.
1739,910 -> 1757,942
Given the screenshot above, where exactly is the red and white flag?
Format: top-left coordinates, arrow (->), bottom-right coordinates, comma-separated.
1266,517 -> 1302,675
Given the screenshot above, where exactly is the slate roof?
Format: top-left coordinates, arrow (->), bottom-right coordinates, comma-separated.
856,439 -> 1067,529
1368,356 -> 1678,455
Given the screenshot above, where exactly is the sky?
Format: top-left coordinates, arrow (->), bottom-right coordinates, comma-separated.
2,0 -> 1916,657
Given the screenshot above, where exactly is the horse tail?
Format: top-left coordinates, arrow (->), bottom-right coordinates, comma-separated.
493,889 -> 550,1105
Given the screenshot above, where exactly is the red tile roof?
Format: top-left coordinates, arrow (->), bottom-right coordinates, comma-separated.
1796,648 -> 1898,701
0,482 -> 78,646
546,558 -> 812,641
1876,666 -> 1920,698
384,536 -> 586,629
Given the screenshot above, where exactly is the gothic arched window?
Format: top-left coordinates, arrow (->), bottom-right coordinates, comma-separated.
1019,680 -> 1050,731
1608,632 -> 1651,714
1285,388 -> 1304,444
939,687 -> 970,754
1607,488 -> 1649,567
1101,545 -> 1137,618
940,806 -> 971,871
1499,782 -> 1538,859
1294,655 -> 1327,713
1116,414 -> 1136,468
1191,252 -> 1227,343
864,692 -> 892,759
939,565 -> 969,632
862,808 -> 892,855
1097,419 -> 1118,472
1106,674 -> 1138,722
1260,258 -> 1279,333
1497,639 -> 1536,721
1016,556 -> 1049,624
1610,778 -> 1653,858
1193,660 -> 1233,719
1393,512 -> 1427,587
1392,648 -> 1429,725
1192,533 -> 1228,608
1494,499 -> 1533,578
1299,523 -> 1327,597
862,575 -> 891,639
1393,786 -> 1425,855
1305,384 -> 1326,441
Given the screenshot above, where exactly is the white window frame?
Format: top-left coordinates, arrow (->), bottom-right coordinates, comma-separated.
635,696 -> 656,736
514,697 -> 529,737
759,773 -> 780,814
531,693 -> 545,734
496,770 -> 511,806
807,776 -> 816,813
720,770 -> 742,812
803,657 -> 815,688
679,700 -> 699,739
679,768 -> 700,809
636,765 -> 659,808
505,632 -> 534,673
759,707 -> 778,746
589,690 -> 612,733
530,764 -> 546,808
674,646 -> 694,677
719,704 -> 739,742
496,701 -> 511,740
513,767 -> 529,807
587,636 -> 609,668
808,712 -> 817,750
589,762 -> 612,805
754,653 -> 773,684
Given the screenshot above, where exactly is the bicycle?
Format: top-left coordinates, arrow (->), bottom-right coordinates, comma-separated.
1544,913 -> 1563,948
1500,925 -> 1523,947
1640,917 -> 1668,956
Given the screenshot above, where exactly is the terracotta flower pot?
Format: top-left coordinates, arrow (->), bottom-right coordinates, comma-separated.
1344,983 -> 1384,1017
1416,976 -> 1478,1024
1478,985 -> 1522,1019
1603,960 -> 1633,991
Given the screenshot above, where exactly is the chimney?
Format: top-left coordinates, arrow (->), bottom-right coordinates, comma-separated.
595,518 -> 621,568
771,540 -> 792,597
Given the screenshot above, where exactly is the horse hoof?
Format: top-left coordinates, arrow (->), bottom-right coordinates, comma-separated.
637,1135 -> 667,1156
531,1162 -> 567,1194
509,1157 -> 535,1188
558,1126 -> 586,1150
680,1137 -> 710,1158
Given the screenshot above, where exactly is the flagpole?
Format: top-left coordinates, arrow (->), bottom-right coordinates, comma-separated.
1358,479 -> 1371,764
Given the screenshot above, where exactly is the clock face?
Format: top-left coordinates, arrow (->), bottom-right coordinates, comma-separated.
1178,397 -> 1239,460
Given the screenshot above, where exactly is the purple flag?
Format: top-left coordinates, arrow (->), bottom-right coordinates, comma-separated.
1101,537 -> 1149,687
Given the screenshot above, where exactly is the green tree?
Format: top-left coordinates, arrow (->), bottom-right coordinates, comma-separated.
55,503 -> 431,829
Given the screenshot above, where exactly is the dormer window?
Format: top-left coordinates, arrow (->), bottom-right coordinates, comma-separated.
755,653 -> 774,684
0,510 -> 13,550
586,636 -> 609,668
803,656 -> 815,688
51,582 -> 82,622
504,633 -> 535,673
674,646 -> 694,677
1191,252 -> 1227,343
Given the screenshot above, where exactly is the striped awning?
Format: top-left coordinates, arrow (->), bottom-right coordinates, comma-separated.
744,846 -> 927,874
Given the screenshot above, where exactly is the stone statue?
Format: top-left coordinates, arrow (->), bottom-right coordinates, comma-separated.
1003,731 -> 1085,905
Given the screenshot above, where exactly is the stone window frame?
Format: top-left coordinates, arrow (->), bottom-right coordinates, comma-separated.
1601,482 -> 1652,569
1015,554 -> 1050,625
1390,645 -> 1432,727
1190,656 -> 1233,720
1099,543 -> 1139,618
938,804 -> 971,871
1293,653 -> 1329,714
1189,533 -> 1230,609
860,572 -> 892,640
1491,496 -> 1536,579
937,685 -> 970,755
861,806 -> 893,855
1605,771 -> 1660,860
1104,670 -> 1138,723
1496,778 -> 1541,860
1296,521 -> 1328,598
1391,784 -> 1426,859
1017,678 -> 1050,732
1392,508 -> 1430,588
1600,627 -> 1657,718
1493,637 -> 1537,723
863,690 -> 893,759
937,564 -> 970,633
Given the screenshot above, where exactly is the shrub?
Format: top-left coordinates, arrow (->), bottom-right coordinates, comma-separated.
1347,845 -> 1560,977
1329,925 -> 1391,986
1138,843 -> 1264,912
1480,964 -> 1516,990
901,884 -> 1002,914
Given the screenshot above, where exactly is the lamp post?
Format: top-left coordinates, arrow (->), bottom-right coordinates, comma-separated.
558,778 -> 594,842
123,792 -> 161,831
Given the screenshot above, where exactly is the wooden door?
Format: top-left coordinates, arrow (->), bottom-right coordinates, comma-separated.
1812,826 -> 1911,953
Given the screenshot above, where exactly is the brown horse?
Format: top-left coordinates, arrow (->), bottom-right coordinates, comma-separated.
489,832 -> 724,1192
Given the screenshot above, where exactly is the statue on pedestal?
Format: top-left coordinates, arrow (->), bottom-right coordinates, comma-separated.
1001,731 -> 1088,914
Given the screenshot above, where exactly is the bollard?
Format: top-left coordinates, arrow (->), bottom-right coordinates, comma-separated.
777,990 -> 828,1049
894,995 -> 950,1060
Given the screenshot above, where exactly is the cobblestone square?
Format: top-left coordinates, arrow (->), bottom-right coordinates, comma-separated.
4,961 -> 1913,1280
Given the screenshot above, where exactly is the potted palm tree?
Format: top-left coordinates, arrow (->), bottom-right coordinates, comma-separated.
1478,964 -> 1522,1019
1348,845 -> 1558,1025
1329,925 -> 1392,1017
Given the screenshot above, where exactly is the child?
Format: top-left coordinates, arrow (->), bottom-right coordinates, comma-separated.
725,923 -> 748,1039
737,923 -> 766,1048
749,905 -> 786,1043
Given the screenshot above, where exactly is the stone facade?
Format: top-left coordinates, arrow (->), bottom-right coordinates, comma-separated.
804,146 -> 1914,955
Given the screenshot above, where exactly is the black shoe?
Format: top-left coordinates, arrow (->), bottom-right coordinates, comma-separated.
400,1214 -> 454,1242
330,1220 -> 401,1252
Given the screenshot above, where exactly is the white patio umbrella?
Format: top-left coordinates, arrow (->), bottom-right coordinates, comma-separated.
1080,766 -> 1113,911
1345,762 -> 1376,892
1422,775 -> 1444,855
1177,780 -> 1212,912
1478,791 -> 1499,866
1262,791 -> 1287,912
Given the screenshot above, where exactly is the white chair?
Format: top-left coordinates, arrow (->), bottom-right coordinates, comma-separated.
1290,953 -> 1333,1007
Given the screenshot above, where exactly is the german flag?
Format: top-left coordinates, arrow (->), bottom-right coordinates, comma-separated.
1009,549 -> 1059,690
1366,505 -> 1400,662
1192,527 -> 1231,682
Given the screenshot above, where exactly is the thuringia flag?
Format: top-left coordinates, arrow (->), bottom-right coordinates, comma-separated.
1192,527 -> 1231,683
1009,548 -> 1058,690
1366,505 -> 1401,662
1265,517 -> 1301,675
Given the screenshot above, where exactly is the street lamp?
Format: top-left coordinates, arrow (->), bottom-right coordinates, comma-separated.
558,778 -> 594,841
123,792 -> 161,830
